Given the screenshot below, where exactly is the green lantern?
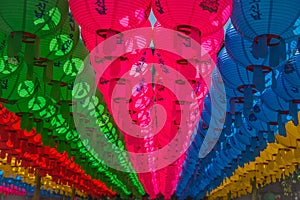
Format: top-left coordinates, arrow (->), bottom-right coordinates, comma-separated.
0,0 -> 69,72
0,32 -> 24,79
34,40 -> 88,103
0,63 -> 39,108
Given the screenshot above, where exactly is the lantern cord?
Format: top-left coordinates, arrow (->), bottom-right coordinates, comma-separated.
235,112 -> 242,128
277,112 -> 286,137
267,123 -> 275,143
243,85 -> 253,118
271,70 -> 277,89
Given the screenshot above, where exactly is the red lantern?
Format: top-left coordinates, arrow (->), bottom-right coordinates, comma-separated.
69,0 -> 151,35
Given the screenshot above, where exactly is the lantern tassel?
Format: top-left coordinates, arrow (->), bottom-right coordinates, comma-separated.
251,35 -> 268,59
36,121 -> 43,134
235,112 -> 242,128
26,117 -> 33,132
271,70 -> 277,89
50,82 -> 61,102
278,113 -> 286,136
44,61 -> 53,84
289,101 -> 299,126
60,101 -> 70,121
269,38 -> 286,68
8,32 -> 22,57
224,112 -> 232,136
243,85 -> 253,118
20,113 -> 29,131
267,123 -> 275,143
252,65 -> 265,92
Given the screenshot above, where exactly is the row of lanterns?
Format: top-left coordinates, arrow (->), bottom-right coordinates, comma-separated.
209,116 -> 300,199
69,0 -> 231,198
176,0 -> 300,198
0,0 -> 148,197
0,103 -> 115,198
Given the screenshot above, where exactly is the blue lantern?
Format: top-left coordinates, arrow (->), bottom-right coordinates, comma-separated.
274,71 -> 300,125
231,0 -> 300,71
284,52 -> 300,86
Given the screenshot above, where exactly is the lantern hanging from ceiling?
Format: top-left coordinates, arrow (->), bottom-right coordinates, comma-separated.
69,0 -> 151,35
153,21 -> 224,67
38,13 -> 80,62
273,71 -> 300,126
0,0 -> 69,64
217,48 -> 258,117
224,25 -> 292,91
152,0 -> 232,37
231,0 -> 300,70
261,88 -> 290,136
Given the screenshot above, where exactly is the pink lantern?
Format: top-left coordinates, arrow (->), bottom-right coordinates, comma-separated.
82,20 -> 152,53
153,22 -> 222,78
69,0 -> 152,35
152,0 -> 232,37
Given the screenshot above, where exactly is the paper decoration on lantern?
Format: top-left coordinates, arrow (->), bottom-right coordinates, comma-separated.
39,13 -> 80,62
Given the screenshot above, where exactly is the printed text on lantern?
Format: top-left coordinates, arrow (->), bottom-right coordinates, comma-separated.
35,0 -> 49,19
200,0 -> 219,13
249,0 -> 262,20
95,0 -> 107,15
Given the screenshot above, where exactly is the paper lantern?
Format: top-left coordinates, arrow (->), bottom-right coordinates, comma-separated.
231,0 -> 300,70
152,0 -> 232,37
69,0 -> 151,34
273,72 -> 300,125
0,0 -> 69,64
217,48 -> 257,117
224,25 -> 289,91
153,21 -> 224,66
0,0 -> 68,37
82,19 -> 152,56
39,13 -> 80,62
261,88 -> 290,136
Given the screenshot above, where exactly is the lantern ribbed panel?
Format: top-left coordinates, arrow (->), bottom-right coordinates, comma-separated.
225,25 -> 271,67
231,0 -> 300,41
69,0 -> 151,34
252,102 -> 278,123
283,52 -> 300,86
217,48 -> 253,90
261,88 -> 289,112
0,0 -> 69,37
152,0 -> 232,36
274,72 -> 300,101
81,20 -> 152,53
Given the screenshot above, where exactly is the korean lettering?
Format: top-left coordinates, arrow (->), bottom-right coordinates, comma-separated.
155,0 -> 164,14
200,0 -> 219,13
95,0 -> 107,15
249,0 -> 262,20
1,79 -> 8,89
35,0 -> 49,19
